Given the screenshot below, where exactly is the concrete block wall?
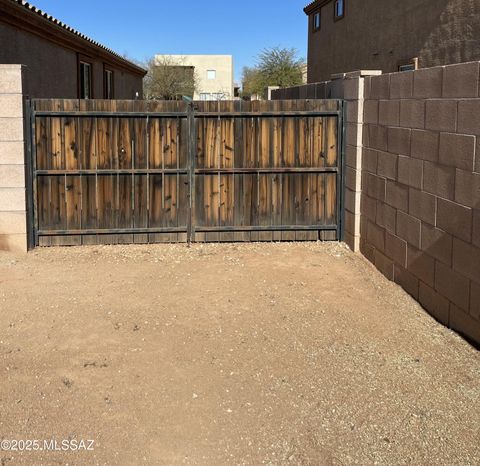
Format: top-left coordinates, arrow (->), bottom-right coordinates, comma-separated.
0,65 -> 27,252
361,61 -> 480,345
342,73 -> 366,252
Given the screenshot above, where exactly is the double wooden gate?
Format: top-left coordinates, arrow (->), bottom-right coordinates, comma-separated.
26,99 -> 345,247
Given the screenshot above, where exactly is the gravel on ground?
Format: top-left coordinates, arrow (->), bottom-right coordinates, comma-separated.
0,242 -> 479,465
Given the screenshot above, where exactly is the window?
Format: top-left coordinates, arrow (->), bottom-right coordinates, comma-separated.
334,0 -> 345,20
399,64 -> 415,72
79,61 -> 92,99
312,11 -> 321,31
200,92 -> 226,101
398,58 -> 418,72
104,68 -> 114,99
207,70 -> 216,80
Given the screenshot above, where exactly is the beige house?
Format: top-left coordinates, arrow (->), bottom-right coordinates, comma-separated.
155,54 -> 234,101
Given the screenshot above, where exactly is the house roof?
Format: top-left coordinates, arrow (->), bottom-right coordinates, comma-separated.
3,0 -> 146,75
304,0 -> 333,15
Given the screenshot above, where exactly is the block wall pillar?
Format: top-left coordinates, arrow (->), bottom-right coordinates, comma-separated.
0,65 -> 27,252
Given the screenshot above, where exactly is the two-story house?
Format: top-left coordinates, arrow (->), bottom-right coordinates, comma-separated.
304,0 -> 480,82
155,54 -> 234,101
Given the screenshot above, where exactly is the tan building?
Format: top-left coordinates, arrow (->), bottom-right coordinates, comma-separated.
304,0 -> 480,82
155,54 -> 234,101
0,0 -> 146,98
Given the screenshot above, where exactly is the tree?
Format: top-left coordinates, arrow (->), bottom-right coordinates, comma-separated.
143,56 -> 199,100
241,66 -> 264,97
241,47 -> 304,98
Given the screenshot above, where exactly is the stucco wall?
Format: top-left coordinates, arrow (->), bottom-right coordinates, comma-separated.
306,0 -> 480,83
0,22 -> 143,99
0,65 -> 27,252
155,55 -> 234,100
361,62 -> 480,345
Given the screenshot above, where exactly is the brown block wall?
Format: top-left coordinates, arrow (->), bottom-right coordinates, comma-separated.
361,61 -> 480,345
0,65 -> 27,252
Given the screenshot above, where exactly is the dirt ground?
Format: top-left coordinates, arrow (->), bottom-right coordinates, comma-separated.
0,242 -> 479,466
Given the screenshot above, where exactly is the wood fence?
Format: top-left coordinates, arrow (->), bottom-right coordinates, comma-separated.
27,99 -> 345,246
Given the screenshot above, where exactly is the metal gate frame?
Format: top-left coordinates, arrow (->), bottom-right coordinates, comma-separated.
25,100 -> 346,249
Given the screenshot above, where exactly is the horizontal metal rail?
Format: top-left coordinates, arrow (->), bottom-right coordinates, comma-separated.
194,167 -> 338,174
32,110 -> 340,119
38,225 -> 337,236
33,111 -> 188,118
38,227 -> 188,236
194,225 -> 338,232
194,111 -> 341,118
35,169 -> 189,176
35,167 -> 338,176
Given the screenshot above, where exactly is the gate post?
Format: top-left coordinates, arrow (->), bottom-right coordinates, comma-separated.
186,100 -> 196,244
338,100 -> 347,242
24,98 -> 35,250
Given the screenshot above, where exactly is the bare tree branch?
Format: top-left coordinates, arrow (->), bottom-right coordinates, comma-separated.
143,56 -> 199,101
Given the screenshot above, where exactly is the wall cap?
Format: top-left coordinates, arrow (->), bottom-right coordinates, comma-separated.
331,70 -> 383,80
0,65 -> 26,70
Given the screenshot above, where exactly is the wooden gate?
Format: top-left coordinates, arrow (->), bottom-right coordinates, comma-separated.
27,99 -> 345,247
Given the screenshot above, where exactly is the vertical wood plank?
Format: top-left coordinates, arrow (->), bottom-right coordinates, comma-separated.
149,118 -> 162,169
81,175 -> 97,230
65,176 -> 82,230
325,115 -> 338,167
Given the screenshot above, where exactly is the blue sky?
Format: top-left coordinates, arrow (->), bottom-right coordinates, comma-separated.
31,0 -> 309,82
